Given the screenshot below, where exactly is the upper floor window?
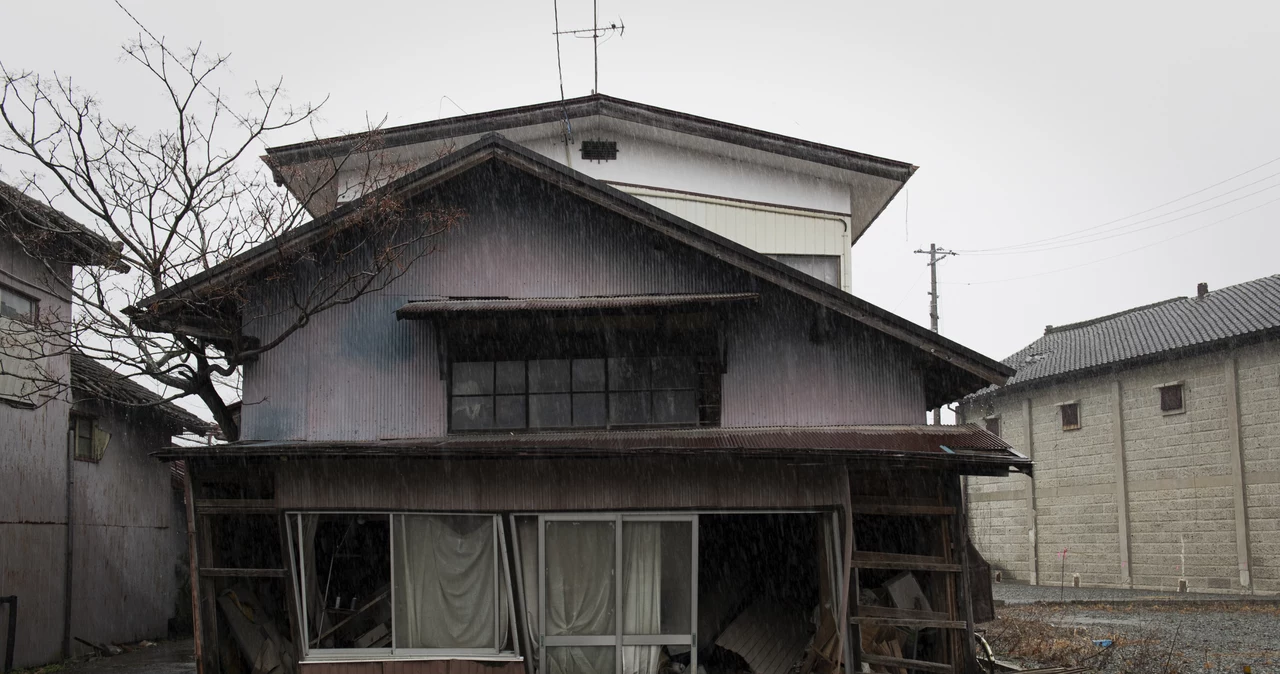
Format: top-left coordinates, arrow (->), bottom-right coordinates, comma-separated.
984,416 -> 1001,437
72,415 -> 109,462
1158,382 -> 1184,413
1,284 -> 37,322
1059,401 -> 1081,431
450,355 -> 717,432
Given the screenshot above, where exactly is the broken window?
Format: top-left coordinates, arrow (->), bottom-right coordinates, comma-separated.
286,512 -> 517,658
1159,383 -> 1184,413
72,416 -> 109,462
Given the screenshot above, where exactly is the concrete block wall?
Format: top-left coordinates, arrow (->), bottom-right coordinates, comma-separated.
962,339 -> 1280,595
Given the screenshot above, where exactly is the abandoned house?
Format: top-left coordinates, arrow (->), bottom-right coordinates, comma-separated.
959,276 -> 1280,596
1,182 -> 210,669
133,97 -> 1031,674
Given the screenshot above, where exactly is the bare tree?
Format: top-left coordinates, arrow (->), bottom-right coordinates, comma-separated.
0,35 -> 460,440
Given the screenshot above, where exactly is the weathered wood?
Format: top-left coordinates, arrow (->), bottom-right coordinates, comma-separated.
860,653 -> 954,674
850,552 -> 960,572
855,605 -> 952,622
198,568 -> 289,578
309,590 -> 390,648
195,499 -> 277,514
183,467 -> 205,674
851,616 -> 966,630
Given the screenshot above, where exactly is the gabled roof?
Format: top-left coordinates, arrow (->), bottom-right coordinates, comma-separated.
264,94 -> 916,183
135,133 -> 1012,400
0,181 -> 124,270
151,424 -> 1031,477
70,352 -> 212,434
983,275 -> 1280,395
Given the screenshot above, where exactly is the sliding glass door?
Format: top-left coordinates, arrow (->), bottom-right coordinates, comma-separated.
539,514 -> 698,674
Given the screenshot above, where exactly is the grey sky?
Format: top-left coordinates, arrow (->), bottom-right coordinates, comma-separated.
4,0 -> 1280,364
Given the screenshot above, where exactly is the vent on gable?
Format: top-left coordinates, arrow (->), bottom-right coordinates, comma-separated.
580,140 -> 618,162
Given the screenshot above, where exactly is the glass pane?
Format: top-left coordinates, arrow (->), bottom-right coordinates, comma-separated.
609,392 -> 651,425
547,646 -> 615,674
0,288 -> 33,320
452,362 -> 493,395
572,393 -> 607,427
651,357 -> 695,389
653,390 -> 698,425
622,521 -> 692,635
608,357 -> 650,391
530,393 -> 572,428
393,515 -> 499,649
451,396 -> 494,430
529,360 -> 571,393
545,520 -> 615,636
495,395 -> 527,429
572,358 -> 606,391
495,361 -> 526,394
302,514 -> 392,649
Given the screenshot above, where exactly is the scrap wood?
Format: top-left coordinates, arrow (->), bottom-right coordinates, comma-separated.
217,587 -> 295,674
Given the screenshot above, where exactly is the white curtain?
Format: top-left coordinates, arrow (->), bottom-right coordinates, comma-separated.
546,521 -> 616,674
622,523 -> 663,674
393,515 -> 508,649
299,515 -> 322,641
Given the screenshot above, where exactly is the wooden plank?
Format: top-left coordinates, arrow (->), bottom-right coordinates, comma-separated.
847,503 -> 956,516
855,605 -> 952,622
851,616 -> 966,630
198,567 -> 288,578
195,499 -> 277,514
850,552 -> 960,572
182,467 -> 205,674
860,653 -> 954,674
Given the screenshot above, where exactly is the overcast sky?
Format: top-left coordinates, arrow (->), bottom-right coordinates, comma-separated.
5,0 -> 1280,365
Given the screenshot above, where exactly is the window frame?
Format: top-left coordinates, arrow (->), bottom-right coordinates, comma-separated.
447,355 -> 712,433
71,415 -> 106,462
1059,401 -> 1081,431
1156,381 -> 1185,415
0,283 -> 38,323
285,511 -> 520,662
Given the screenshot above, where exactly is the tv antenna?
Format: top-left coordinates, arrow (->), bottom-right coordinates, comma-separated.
553,0 -> 625,95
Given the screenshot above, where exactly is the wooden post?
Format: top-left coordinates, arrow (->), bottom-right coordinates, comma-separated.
182,465 -> 205,674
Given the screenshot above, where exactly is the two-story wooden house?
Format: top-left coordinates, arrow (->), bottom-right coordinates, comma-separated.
134,99 -> 1029,674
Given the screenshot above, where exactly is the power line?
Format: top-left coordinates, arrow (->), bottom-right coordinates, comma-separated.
956,152 -> 1280,254
942,193 -> 1280,286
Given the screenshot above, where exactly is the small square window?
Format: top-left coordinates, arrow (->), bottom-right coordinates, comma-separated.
1,284 -> 37,322
1060,403 -> 1080,431
1159,384 -> 1184,413
984,416 -> 1001,437
72,416 -> 108,462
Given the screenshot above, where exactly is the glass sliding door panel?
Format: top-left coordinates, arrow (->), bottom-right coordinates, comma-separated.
544,520 -> 616,636
547,646 -> 615,674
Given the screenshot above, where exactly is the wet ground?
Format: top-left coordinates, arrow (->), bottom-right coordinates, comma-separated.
47,639 -> 195,674
987,583 -> 1280,674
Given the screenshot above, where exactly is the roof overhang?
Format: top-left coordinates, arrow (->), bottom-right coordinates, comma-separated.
152,424 -> 1032,477
0,182 -> 127,271
395,292 -> 759,319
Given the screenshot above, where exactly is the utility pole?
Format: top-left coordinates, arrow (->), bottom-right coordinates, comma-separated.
914,243 -> 957,424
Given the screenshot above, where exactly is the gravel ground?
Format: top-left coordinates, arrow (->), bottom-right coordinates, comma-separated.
984,585 -> 1280,674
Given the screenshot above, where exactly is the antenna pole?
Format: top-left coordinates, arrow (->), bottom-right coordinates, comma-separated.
593,0 -> 599,92
914,243 -> 958,424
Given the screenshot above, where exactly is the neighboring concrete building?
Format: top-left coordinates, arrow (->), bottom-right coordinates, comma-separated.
958,276 -> 1280,596
1,182 -> 209,668
135,123 -> 1022,674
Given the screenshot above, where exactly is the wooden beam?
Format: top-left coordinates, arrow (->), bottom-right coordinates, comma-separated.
198,568 -> 288,578
851,552 -> 960,572
860,653 -> 954,674
856,605 -> 953,622
847,503 -> 956,516
851,616 -> 966,630
194,499 -> 277,515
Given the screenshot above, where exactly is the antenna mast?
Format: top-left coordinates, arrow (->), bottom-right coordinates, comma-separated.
552,2 -> 624,94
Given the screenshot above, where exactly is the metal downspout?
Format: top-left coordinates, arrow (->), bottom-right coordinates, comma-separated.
63,422 -> 74,658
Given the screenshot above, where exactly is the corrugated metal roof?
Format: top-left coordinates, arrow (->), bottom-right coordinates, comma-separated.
396,292 -> 759,317
984,275 -> 1280,393
152,424 -> 1029,474
71,352 -> 213,434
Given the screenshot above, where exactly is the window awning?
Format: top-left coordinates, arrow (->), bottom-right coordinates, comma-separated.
395,292 -> 759,319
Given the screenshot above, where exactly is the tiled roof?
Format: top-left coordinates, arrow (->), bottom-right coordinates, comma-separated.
70,352 -> 212,434
0,180 -> 124,268
987,275 -> 1280,393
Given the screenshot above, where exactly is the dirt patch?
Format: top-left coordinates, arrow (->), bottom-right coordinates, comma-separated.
980,602 -> 1280,674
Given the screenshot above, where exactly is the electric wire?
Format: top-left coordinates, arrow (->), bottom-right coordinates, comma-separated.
942,193 -> 1280,286
956,152 -> 1280,254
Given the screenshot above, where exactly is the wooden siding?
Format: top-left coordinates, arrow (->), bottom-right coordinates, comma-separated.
274,457 -> 847,512
299,660 -> 524,674
240,163 -> 925,443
